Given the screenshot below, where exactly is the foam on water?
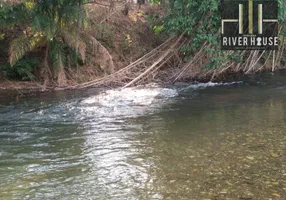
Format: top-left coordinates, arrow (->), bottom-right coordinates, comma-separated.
79,82 -> 242,120
80,87 -> 178,120
82,82 -> 241,106
178,81 -> 242,91
82,87 -> 178,107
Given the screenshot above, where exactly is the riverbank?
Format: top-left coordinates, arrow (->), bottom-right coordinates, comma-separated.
0,2 -> 285,92
0,68 -> 285,93
0,3 -> 164,91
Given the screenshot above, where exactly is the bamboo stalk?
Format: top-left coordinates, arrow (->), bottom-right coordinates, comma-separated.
272,50 -> 276,72
122,33 -> 185,88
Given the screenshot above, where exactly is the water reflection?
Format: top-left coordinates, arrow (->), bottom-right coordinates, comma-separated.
0,78 -> 286,199
77,87 -> 178,199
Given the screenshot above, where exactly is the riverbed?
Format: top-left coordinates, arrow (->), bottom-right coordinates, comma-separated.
0,72 -> 286,200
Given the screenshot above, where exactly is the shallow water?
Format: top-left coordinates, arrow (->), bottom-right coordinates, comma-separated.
0,72 -> 286,200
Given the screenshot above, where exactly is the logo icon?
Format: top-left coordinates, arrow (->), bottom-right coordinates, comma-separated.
221,0 -> 278,50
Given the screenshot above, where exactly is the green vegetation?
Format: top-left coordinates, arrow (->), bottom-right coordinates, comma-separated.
0,0 -> 87,85
0,58 -> 39,80
159,0 -> 286,74
0,0 -> 285,89
164,0 -> 224,69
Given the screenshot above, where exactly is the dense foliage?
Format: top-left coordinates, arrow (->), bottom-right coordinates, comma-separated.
0,0 -> 87,85
0,0 -> 286,86
162,0 -> 286,70
0,58 -> 39,80
162,0 -> 231,69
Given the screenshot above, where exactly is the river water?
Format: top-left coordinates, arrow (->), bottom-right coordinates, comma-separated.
0,72 -> 286,200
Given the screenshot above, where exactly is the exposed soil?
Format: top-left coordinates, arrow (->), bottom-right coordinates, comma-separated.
0,4 -> 163,91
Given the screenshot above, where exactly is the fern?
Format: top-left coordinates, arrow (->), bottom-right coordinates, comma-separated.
9,34 -> 44,66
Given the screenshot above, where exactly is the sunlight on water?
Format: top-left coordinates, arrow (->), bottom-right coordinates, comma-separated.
80,87 -> 178,120
0,74 -> 286,199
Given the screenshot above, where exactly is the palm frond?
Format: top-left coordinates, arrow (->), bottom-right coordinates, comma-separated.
60,29 -> 86,62
32,15 -> 57,40
89,36 -> 115,73
9,34 -> 45,66
60,5 -> 87,28
48,40 -> 68,86
57,52 -> 67,86
49,40 -> 67,70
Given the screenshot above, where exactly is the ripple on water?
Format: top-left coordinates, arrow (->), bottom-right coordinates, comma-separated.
5,82 -> 277,199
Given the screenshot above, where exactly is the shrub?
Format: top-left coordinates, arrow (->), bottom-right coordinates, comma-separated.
0,58 -> 39,80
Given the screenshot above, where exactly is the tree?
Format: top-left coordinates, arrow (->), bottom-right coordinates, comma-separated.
0,0 -> 87,86
162,0 -> 286,73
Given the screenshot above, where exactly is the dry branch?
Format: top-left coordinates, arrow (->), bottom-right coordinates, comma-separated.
122,34 -> 184,88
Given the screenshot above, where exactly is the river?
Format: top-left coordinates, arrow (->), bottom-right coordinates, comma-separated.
0,72 -> 286,200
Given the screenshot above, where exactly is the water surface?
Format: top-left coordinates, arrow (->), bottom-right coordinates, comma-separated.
0,72 -> 286,200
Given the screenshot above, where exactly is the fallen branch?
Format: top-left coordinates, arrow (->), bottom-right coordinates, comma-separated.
71,36 -> 176,89
122,33 -> 185,88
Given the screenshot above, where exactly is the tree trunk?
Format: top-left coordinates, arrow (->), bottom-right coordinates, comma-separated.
57,57 -> 67,87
